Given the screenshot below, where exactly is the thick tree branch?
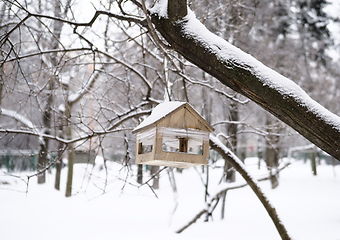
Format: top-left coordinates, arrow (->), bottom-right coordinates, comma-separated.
150,1 -> 340,160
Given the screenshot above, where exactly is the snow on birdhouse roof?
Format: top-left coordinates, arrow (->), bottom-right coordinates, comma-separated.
132,101 -> 213,133
133,101 -> 186,133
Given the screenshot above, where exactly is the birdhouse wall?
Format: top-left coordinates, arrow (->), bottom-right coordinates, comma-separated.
153,128 -> 209,167
135,128 -> 157,164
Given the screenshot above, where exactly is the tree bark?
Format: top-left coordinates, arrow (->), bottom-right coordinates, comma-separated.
54,113 -> 64,190
37,0 -> 63,184
167,0 -> 187,22
137,165 -> 143,184
311,151 -> 317,176
150,0 -> 340,161
265,115 -> 280,189
37,79 -> 53,184
65,142 -> 75,197
150,165 -> 160,189
224,102 -> 238,182
65,88 -> 74,197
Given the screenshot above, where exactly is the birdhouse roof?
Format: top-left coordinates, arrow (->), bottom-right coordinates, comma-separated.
132,101 -> 214,133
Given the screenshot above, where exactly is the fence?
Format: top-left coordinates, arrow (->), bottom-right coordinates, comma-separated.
0,150 -> 38,172
0,149 -> 97,172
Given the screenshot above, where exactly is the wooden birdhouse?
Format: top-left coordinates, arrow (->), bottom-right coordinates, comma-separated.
132,102 -> 214,168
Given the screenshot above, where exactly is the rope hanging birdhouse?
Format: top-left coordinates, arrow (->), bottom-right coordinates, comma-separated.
132,102 -> 214,168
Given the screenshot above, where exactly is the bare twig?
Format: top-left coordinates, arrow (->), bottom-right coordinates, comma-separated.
140,166 -> 167,187
176,209 -> 208,233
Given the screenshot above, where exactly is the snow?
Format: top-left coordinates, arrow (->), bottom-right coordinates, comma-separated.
68,71 -> 99,104
325,0 -> 340,61
58,103 -> 66,113
150,0 -> 168,18
133,101 -> 186,132
209,135 -> 260,194
1,108 -> 37,131
0,108 -> 43,144
150,1 -> 340,131
1,156 -> 340,240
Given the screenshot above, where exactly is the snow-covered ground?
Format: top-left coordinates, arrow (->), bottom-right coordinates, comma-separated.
1,158 -> 339,240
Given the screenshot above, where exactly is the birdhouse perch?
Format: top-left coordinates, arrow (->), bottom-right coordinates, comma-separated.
132,102 -> 214,168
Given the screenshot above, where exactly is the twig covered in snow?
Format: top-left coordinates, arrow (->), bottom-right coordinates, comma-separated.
176,161 -> 291,234
0,108 -> 43,144
0,128 -> 130,145
68,70 -> 100,104
208,135 -> 291,240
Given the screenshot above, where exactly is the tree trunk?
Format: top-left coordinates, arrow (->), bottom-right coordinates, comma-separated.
65,86 -> 74,197
221,191 -> 227,219
266,146 -> 279,189
150,0 -> 340,161
54,113 -> 64,190
224,102 -> 238,182
137,164 -> 143,184
54,147 -> 63,190
150,165 -> 160,189
37,0 -> 63,184
65,142 -> 75,197
265,115 -> 280,189
37,140 -> 48,184
311,151 -> 317,176
37,81 -> 53,184
0,66 -> 3,106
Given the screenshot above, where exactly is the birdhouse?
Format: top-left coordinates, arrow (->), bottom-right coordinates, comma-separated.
132,102 -> 214,168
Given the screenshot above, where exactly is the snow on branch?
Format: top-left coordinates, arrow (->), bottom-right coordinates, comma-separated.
0,107 -> 134,145
68,70 -> 100,104
179,9 -> 340,131
209,134 -> 291,240
0,108 -> 43,144
176,161 -> 291,234
150,0 -> 340,160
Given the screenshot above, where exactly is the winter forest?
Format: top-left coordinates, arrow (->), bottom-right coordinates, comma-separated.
1,0 -> 340,239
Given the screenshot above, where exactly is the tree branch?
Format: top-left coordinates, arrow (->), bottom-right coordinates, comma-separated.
150,2 -> 340,160
176,209 -> 208,234
176,160 -> 291,234
209,135 -> 291,240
